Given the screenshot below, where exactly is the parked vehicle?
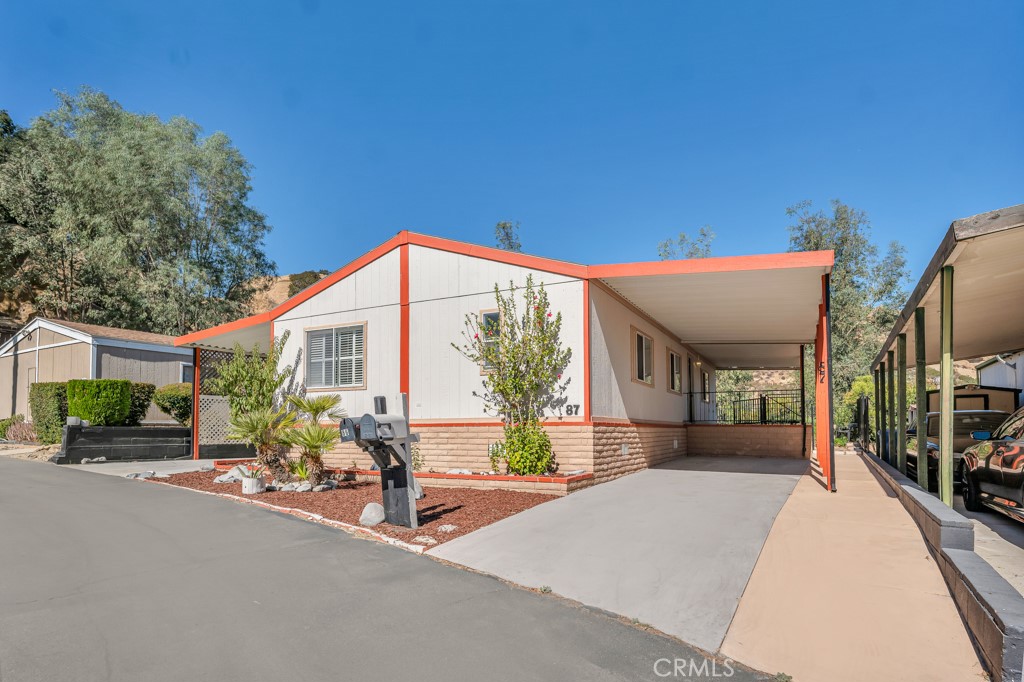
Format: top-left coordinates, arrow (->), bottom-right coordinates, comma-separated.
961,406 -> 1024,523
906,410 -> 1009,491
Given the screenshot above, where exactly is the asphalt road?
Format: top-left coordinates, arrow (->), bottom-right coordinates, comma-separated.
0,458 -> 767,682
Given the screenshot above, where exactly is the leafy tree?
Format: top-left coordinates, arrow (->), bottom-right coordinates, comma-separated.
208,331 -> 293,418
227,406 -> 297,484
288,270 -> 329,298
658,226 -> 715,260
494,220 -> 522,252
0,89 -> 275,334
788,199 -> 909,412
453,276 -> 572,474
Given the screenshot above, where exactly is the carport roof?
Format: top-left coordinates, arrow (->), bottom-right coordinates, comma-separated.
872,204 -> 1024,368
176,231 -> 834,367
591,252 -> 834,369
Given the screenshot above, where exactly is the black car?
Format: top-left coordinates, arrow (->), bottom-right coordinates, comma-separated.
961,405 -> 1024,523
906,410 -> 1009,492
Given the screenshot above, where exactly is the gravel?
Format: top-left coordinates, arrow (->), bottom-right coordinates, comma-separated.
158,470 -> 557,544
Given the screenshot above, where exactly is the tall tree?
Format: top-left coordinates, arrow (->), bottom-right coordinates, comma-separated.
0,88 -> 275,334
494,220 -> 522,252
787,199 -> 909,401
658,226 -> 715,260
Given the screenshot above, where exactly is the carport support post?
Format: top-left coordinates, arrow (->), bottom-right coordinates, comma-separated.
876,366 -> 884,456
915,307 -> 928,489
887,350 -> 896,466
800,344 -> 807,458
878,362 -> 888,461
897,334 -> 908,475
939,266 -> 955,506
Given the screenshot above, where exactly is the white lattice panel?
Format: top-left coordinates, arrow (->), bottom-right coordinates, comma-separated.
198,395 -> 233,445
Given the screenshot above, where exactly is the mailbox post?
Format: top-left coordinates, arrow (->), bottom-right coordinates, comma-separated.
339,394 -> 420,529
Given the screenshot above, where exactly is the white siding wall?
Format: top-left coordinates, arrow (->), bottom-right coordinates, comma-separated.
274,249 -> 401,418
590,283 -> 713,423
978,352 -> 1024,393
408,245 -> 585,420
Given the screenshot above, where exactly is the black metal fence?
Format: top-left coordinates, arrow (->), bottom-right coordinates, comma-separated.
687,389 -> 803,425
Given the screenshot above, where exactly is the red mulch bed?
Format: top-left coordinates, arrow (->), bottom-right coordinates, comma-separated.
156,471 -> 556,546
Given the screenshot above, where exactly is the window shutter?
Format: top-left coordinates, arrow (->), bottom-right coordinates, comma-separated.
307,329 -> 334,388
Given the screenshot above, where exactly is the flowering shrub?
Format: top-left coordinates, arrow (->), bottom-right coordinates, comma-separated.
453,275 -> 571,475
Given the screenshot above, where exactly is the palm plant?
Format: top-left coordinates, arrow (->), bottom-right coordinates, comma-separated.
226,406 -> 298,484
286,394 -> 346,486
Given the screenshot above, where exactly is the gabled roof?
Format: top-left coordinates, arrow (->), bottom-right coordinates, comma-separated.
0,317 -> 184,356
176,230 -> 835,364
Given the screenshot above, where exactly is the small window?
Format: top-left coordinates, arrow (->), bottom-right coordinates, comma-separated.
701,370 -> 710,402
180,363 -> 195,384
480,310 -> 500,371
633,328 -> 653,386
306,324 -> 365,389
668,350 -> 682,394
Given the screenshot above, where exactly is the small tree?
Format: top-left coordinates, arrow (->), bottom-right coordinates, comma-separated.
226,406 -> 297,483
208,331 -> 293,417
453,276 -> 571,474
286,394 -> 346,486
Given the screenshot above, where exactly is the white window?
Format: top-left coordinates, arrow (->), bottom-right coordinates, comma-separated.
480,310 -> 500,371
668,351 -> 682,394
633,328 -> 653,386
180,363 -> 195,384
306,324 -> 365,389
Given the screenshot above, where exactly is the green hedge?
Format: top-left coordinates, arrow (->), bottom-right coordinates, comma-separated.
126,383 -> 156,427
29,382 -> 68,444
154,382 -> 193,427
67,379 -> 131,426
0,414 -> 24,440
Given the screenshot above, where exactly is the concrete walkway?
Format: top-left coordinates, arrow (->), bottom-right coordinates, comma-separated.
430,456 -> 807,653
65,459 -> 212,477
0,456 -> 766,682
720,450 -> 987,682
955,496 -> 1024,596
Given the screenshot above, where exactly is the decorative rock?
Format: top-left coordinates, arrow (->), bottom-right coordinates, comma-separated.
200,465 -> 215,472
295,482 -> 313,492
412,476 -> 425,500
446,468 -> 473,475
412,535 -> 437,545
322,479 -> 338,489
124,471 -> 156,479
359,502 -> 386,527
213,472 -> 240,484
279,482 -> 298,492
437,524 -> 458,533
265,485 -> 279,492
312,484 -> 328,492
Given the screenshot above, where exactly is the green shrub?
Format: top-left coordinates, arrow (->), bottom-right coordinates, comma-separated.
29,382 -> 68,444
125,383 -> 156,426
67,379 -> 131,426
497,420 -> 554,476
154,383 -> 193,427
0,414 -> 25,439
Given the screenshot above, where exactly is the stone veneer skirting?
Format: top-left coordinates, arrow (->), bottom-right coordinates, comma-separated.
315,421 -> 809,488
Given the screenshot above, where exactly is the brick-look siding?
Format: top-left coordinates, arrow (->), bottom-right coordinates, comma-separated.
592,424 -> 687,483
687,424 -> 810,458
320,424 -> 595,474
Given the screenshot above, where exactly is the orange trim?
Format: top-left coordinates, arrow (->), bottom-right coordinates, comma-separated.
175,311 -> 273,347
582,280 -> 591,422
191,348 -> 200,460
407,232 -> 589,279
400,243 -> 410,404
588,250 -> 834,279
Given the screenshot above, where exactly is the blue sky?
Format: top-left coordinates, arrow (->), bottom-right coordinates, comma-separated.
2,1 -> 1021,283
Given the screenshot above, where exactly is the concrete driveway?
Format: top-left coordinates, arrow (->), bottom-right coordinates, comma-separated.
0,457 -> 767,682
430,456 -> 807,653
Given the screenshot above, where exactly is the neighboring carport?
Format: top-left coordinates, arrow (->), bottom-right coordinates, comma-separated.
869,204 -> 1024,504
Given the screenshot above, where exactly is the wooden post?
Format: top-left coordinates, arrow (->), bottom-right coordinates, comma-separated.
939,266 -> 955,506
191,347 -> 200,460
876,366 -> 884,456
897,333 -> 908,475
878,361 -> 888,462
915,307 -> 929,489
887,349 -> 897,466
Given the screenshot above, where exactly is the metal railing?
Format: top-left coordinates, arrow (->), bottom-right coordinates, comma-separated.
687,389 -> 803,425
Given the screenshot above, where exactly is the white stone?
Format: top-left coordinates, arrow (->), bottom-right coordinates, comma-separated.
412,535 -> 438,545
359,503 -> 385,527
437,524 -> 458,533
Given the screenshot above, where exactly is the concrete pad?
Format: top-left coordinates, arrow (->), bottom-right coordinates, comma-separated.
955,496 -> 1024,596
65,459 -> 211,477
721,450 -> 987,682
429,456 -> 807,653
